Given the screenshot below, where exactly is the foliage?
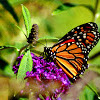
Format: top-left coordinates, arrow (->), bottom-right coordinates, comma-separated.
0,0 -> 19,23
17,50 -> 33,82
21,5 -> 31,37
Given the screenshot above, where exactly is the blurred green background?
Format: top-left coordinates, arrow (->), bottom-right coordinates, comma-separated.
0,0 -> 100,100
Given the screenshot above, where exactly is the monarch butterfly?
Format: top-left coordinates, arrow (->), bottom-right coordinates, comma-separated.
27,24 -> 38,44
44,22 -> 100,81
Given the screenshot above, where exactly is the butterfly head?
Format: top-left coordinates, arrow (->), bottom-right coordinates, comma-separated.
44,47 -> 51,56
44,47 -> 54,61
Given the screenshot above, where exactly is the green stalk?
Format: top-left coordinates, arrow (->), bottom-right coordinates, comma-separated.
93,0 -> 99,22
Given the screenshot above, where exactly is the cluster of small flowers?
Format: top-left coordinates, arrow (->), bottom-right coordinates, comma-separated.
13,55 -> 23,74
13,53 -> 70,99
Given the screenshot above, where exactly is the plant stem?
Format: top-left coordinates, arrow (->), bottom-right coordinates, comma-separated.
93,0 -> 99,22
18,43 -> 30,56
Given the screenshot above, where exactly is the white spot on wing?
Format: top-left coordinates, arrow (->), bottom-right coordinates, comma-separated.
71,29 -> 74,32
77,27 -> 80,29
77,36 -> 80,38
68,43 -> 70,46
90,23 -> 93,26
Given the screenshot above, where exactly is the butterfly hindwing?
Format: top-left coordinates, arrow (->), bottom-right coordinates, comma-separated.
51,40 -> 88,80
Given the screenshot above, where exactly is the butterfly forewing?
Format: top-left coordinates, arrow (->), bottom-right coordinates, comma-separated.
58,22 -> 100,53
59,22 -> 98,41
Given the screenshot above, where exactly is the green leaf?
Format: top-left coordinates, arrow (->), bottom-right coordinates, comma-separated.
31,49 -> 43,55
0,46 -> 4,49
9,0 -> 28,6
4,65 -> 14,76
22,5 -> 31,37
17,50 -> 33,81
0,0 -> 19,23
39,94 -> 45,100
38,36 -> 59,41
79,86 -> 95,100
84,87 -> 95,100
15,24 -> 26,37
52,3 -> 94,15
0,45 -> 18,50
19,98 -> 28,100
82,5 -> 94,13
52,3 -> 78,15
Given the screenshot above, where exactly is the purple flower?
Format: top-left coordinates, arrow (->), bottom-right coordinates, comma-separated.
13,55 -> 23,74
13,53 -> 70,99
